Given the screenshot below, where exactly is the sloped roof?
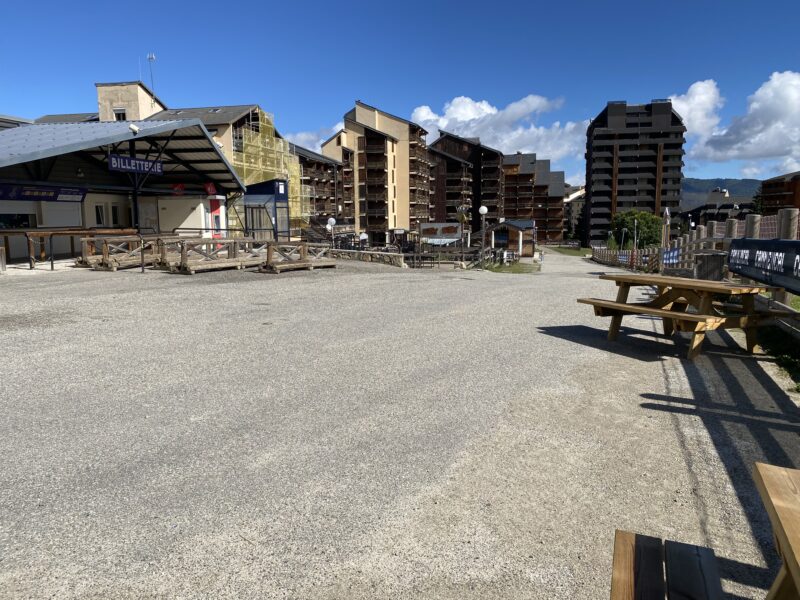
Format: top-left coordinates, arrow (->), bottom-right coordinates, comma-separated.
503,153 -> 537,174
435,130 -> 503,156
0,119 -> 244,192
95,81 -> 168,111
290,142 -> 341,166
35,112 -> 99,124
147,105 -> 259,127
355,100 -> 427,134
428,146 -> 472,166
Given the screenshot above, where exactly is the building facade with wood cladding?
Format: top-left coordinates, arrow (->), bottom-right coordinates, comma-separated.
428,147 -> 473,223
321,101 -> 431,245
584,100 -> 686,244
760,170 -> 800,214
502,153 -> 566,242
289,143 -> 352,228
430,131 -> 504,232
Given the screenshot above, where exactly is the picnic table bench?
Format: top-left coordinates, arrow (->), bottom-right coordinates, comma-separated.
610,529 -> 723,599
754,463 -> 800,599
578,273 -> 786,359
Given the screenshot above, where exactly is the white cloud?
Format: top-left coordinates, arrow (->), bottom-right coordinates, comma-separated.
284,121 -> 343,153
690,71 -> 800,168
740,164 -> 763,178
669,79 -> 724,140
411,94 -> 585,163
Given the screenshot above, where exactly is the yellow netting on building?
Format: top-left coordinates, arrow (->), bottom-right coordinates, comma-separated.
230,110 -> 310,234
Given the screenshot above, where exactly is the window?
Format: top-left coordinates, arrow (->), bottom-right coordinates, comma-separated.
393,185 -> 396,198
336,135 -> 342,146
111,205 -> 120,226
113,108 -> 127,121
95,205 -> 106,226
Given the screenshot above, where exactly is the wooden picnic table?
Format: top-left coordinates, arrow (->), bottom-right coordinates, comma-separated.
754,463 -> 800,599
578,273 -> 781,359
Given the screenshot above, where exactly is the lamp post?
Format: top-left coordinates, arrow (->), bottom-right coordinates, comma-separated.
479,205 -> 488,265
621,227 -> 628,251
327,217 -> 336,249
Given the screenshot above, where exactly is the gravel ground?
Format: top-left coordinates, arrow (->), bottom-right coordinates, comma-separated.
0,253 -> 797,599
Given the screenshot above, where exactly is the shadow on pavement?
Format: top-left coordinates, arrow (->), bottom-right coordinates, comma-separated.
537,323 -> 673,363
639,329 -> 800,592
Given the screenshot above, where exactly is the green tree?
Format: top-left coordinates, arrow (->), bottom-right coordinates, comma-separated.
752,184 -> 764,215
610,210 -> 663,248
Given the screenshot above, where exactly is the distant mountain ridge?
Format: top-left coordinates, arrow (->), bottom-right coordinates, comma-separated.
681,178 -> 761,210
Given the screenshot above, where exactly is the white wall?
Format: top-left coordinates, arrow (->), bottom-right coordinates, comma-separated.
156,196 -> 210,235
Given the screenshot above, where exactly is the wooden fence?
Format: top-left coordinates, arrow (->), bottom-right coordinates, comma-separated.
592,209 -> 800,275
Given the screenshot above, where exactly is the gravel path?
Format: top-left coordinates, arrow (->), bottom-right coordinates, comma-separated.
0,252 -> 797,598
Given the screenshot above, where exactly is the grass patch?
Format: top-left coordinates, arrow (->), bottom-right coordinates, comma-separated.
484,262 -> 541,274
791,295 -> 800,311
546,246 -> 592,257
758,326 -> 800,393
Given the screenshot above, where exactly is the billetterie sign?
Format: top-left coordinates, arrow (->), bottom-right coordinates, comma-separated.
728,238 -> 800,295
108,154 -> 163,175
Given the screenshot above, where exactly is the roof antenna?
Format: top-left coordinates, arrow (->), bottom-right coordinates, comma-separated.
146,52 -> 157,108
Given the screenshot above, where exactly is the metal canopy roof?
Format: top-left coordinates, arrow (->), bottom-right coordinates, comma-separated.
0,119 -> 245,194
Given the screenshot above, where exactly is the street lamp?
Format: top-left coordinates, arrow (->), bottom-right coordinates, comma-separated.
479,205 -> 488,264
327,217 -> 336,249
621,227 -> 628,250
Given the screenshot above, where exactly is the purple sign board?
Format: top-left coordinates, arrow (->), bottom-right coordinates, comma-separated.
0,184 -> 86,203
109,154 -> 163,175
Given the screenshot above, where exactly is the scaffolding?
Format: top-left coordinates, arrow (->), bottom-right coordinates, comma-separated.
230,110 -> 310,235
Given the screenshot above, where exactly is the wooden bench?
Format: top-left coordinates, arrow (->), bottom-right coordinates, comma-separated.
610,529 -> 724,599
578,298 -> 725,356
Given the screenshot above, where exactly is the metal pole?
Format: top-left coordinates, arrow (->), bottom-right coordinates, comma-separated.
49,235 -> 54,271
140,234 -> 145,273
130,140 -> 140,232
481,214 -> 486,266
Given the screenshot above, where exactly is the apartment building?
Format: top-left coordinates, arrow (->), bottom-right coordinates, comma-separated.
428,147 -> 472,223
430,131 -> 504,232
584,100 -> 686,244
321,101 -> 431,245
502,153 -> 566,242
36,81 -> 305,236
761,171 -> 800,214
289,143 -> 351,228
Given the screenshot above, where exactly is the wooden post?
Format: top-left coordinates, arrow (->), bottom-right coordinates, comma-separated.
776,208 -> 799,304
681,234 -> 690,268
745,214 -> 761,239
706,221 -> 717,240
696,225 -> 707,249
27,234 -> 35,270
725,218 -> 738,239
778,208 -> 798,240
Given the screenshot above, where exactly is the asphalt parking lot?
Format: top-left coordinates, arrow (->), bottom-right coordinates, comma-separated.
1,253 -> 797,598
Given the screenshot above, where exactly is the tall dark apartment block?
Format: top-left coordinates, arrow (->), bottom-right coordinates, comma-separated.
584,100 -> 686,244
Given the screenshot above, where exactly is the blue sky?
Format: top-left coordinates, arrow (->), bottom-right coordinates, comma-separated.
2,0 -> 799,184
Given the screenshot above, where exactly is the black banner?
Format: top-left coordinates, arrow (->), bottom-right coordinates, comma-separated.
728,238 -> 800,295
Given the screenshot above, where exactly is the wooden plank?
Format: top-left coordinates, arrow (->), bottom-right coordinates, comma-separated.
577,299 -> 723,323
599,273 -> 769,295
609,284 -> 631,341
664,540 -> 724,600
766,565 -> 799,600
610,530 -> 665,600
754,463 -> 800,595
